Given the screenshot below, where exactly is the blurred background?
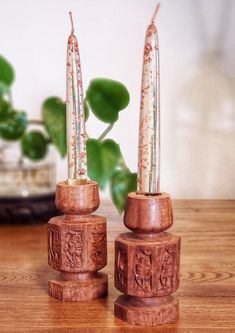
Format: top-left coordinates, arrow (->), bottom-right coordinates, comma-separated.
0,0 -> 234,203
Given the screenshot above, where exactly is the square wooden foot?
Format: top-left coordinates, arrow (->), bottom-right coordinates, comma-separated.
114,295 -> 179,326
48,272 -> 108,302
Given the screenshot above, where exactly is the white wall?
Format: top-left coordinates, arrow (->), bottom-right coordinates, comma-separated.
0,0 -> 234,199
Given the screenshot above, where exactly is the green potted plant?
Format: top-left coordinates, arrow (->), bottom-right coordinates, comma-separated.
0,55 -> 136,222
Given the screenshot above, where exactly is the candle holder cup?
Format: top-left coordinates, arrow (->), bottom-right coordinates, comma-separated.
114,191 -> 181,325
48,180 -> 108,301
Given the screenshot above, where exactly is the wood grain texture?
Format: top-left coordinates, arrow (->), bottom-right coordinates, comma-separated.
0,200 -> 235,332
124,192 -> 173,233
56,181 -> 100,215
49,272 -> 108,302
115,295 -> 179,325
48,181 -> 107,302
115,192 -> 180,325
115,232 -> 180,297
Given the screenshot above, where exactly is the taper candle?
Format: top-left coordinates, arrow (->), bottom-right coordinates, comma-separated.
66,12 -> 87,185
137,4 -> 160,194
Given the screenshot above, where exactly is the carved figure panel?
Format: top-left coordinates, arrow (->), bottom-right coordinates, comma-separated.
48,227 -> 61,269
116,247 -> 128,287
158,245 -> 177,295
64,230 -> 84,270
90,225 -> 106,269
134,248 -> 153,293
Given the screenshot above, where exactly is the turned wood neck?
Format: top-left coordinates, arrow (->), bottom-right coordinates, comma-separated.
59,272 -> 97,281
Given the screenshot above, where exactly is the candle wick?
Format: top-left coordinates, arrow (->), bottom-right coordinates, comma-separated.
69,11 -> 74,35
151,3 -> 160,24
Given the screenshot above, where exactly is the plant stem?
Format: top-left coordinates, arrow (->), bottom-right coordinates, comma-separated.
98,123 -> 114,141
28,119 -> 44,126
8,89 -> 13,106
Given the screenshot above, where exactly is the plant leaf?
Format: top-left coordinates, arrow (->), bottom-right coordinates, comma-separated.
0,109 -> 27,140
21,130 -> 48,161
101,139 -> 121,187
84,98 -> 89,121
86,78 -> 130,124
0,55 -> 15,87
0,82 -> 10,97
87,138 -> 121,189
110,170 -> 137,213
86,138 -> 102,183
0,99 -> 11,120
42,97 -> 66,157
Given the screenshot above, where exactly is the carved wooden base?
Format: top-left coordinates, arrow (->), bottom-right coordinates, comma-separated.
114,192 -> 181,326
49,272 -> 108,302
48,214 -> 107,273
115,232 -> 180,297
48,181 -> 108,302
115,295 -> 179,326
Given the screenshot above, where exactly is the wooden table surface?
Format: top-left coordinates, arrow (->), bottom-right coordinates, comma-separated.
0,200 -> 235,332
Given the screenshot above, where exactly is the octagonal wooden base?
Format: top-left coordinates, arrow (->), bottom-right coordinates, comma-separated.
48,214 -> 107,273
48,272 -> 108,302
115,232 -> 180,297
114,191 -> 181,326
48,180 -> 108,302
115,295 -> 179,326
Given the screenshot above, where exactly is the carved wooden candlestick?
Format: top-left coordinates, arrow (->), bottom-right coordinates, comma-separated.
48,180 -> 108,301
114,192 -> 181,325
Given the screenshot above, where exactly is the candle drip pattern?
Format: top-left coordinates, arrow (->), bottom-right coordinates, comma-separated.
138,16 -> 160,194
66,12 -> 87,185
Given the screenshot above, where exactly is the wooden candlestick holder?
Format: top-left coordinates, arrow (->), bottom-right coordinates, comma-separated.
114,192 -> 181,325
47,180 -> 108,301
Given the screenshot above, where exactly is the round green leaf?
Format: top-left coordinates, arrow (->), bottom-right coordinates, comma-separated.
42,97 -> 66,158
86,78 -> 130,124
0,55 -> 15,87
0,110 -> 27,140
87,138 -> 121,189
0,99 -> 11,120
21,131 -> 48,161
110,170 -> 137,213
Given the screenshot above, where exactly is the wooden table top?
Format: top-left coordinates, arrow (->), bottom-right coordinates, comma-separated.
0,200 -> 235,332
